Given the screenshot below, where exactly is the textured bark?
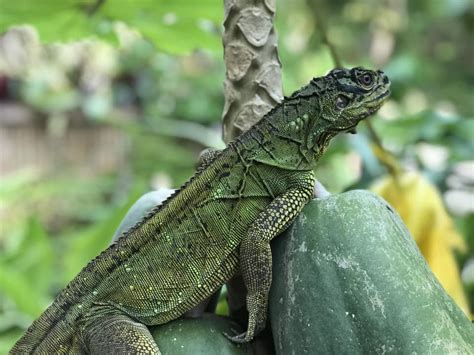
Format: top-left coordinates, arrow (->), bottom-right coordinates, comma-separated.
222,0 -> 283,143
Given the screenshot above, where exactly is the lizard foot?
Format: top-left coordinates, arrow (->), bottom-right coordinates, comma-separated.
223,330 -> 252,343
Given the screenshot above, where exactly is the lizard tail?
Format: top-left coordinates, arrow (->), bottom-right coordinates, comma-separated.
10,304 -> 78,354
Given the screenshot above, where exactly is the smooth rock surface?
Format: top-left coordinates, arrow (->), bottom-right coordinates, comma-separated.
151,314 -> 248,355
270,190 -> 474,354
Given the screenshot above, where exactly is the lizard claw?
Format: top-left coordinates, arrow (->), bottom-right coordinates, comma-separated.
223,330 -> 251,343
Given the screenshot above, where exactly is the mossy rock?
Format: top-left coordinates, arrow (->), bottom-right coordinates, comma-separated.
270,190 -> 474,354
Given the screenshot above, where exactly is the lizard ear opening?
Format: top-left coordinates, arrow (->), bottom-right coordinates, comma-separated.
335,95 -> 350,110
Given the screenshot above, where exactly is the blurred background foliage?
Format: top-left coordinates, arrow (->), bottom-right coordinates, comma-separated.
0,0 -> 473,351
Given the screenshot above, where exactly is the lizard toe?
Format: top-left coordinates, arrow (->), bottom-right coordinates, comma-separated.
223,330 -> 252,343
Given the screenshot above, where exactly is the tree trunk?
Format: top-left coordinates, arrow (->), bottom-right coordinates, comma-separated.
222,0 -> 283,143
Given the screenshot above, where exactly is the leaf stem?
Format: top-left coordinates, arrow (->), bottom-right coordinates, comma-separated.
311,0 -> 399,180
84,0 -> 106,16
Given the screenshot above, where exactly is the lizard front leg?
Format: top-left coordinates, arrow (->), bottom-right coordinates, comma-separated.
227,177 -> 314,343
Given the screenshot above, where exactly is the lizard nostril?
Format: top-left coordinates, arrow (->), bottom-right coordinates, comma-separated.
383,75 -> 390,85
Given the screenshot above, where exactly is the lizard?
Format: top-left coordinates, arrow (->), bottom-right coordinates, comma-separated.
11,67 -> 391,354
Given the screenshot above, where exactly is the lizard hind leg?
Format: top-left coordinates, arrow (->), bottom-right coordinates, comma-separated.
81,306 -> 160,354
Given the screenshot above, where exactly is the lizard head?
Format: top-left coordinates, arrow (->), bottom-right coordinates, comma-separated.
318,67 -> 391,133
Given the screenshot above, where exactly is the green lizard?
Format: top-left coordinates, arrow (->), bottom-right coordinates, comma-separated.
11,67 -> 390,354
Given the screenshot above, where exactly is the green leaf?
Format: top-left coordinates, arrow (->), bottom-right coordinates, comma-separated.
0,1 -> 115,43
1,217 -> 54,296
62,187 -> 144,282
100,0 -> 222,54
99,0 -> 223,23
0,266 -> 48,317
0,0 -> 222,53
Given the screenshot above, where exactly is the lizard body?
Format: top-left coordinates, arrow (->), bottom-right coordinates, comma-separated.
11,67 -> 390,354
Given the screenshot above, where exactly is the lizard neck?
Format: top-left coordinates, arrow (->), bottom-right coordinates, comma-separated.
236,79 -> 340,171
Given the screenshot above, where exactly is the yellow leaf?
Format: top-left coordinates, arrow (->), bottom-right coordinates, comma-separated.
371,172 -> 470,316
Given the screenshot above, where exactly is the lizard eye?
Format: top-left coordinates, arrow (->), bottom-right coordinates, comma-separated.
360,73 -> 373,87
336,95 -> 350,109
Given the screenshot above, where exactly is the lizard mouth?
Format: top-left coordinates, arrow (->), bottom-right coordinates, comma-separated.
338,88 -> 391,134
367,89 -> 390,108
346,89 -> 390,130
362,89 -> 391,117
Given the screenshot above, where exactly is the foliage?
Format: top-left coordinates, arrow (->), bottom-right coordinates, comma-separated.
0,0 -> 223,54
0,0 -> 473,351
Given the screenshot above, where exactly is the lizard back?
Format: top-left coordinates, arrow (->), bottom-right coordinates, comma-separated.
11,120 -> 302,353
